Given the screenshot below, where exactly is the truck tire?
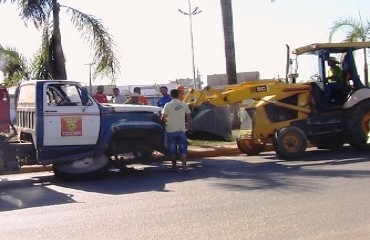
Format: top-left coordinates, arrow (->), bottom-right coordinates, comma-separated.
53,153 -> 111,181
342,99 -> 370,151
273,126 -> 307,160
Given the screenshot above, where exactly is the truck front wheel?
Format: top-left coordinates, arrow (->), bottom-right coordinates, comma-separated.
273,126 -> 307,160
53,153 -> 111,180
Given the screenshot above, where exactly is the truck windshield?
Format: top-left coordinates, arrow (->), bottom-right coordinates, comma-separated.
47,84 -> 82,106
293,54 -> 319,82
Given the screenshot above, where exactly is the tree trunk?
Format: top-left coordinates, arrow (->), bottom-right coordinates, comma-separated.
220,0 -> 237,85
51,0 -> 67,79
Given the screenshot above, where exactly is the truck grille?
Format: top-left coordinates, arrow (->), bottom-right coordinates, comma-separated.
17,111 -> 36,129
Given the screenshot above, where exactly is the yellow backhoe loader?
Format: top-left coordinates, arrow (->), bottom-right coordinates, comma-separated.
184,42 -> 370,159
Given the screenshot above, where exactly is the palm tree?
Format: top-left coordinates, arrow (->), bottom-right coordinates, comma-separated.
0,45 -> 30,87
329,17 -> 370,87
220,0 -> 237,85
0,0 -> 120,82
220,0 -> 275,85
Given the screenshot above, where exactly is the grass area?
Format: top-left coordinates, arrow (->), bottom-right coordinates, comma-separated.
188,129 -> 240,147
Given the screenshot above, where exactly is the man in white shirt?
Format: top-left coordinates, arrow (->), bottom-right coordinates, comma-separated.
111,87 -> 127,104
161,89 -> 192,171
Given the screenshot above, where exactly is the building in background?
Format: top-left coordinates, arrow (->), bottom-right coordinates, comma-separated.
207,71 -> 260,88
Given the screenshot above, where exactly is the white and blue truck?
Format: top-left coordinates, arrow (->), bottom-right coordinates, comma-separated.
0,80 -> 165,180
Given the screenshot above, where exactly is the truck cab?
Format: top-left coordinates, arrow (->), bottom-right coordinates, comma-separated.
1,80 -> 165,179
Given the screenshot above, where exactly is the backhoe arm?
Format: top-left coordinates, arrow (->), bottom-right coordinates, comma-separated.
183,80 -> 309,108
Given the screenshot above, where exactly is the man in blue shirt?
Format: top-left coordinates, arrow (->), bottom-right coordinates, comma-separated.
157,86 -> 172,108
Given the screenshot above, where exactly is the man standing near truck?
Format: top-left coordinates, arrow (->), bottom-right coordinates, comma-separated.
111,87 -> 127,104
93,85 -> 108,103
157,86 -> 172,108
161,89 -> 192,172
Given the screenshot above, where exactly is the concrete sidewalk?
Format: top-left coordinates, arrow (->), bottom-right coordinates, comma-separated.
13,142 -> 243,174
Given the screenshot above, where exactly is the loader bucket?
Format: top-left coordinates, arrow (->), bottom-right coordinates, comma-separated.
188,103 -> 233,141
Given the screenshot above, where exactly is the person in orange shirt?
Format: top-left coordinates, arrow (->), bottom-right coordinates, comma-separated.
176,85 -> 186,101
93,85 -> 108,103
133,87 -> 148,105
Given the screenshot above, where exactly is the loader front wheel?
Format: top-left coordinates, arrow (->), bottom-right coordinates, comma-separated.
273,127 -> 307,160
53,153 -> 111,181
342,99 -> 370,151
236,138 -> 265,155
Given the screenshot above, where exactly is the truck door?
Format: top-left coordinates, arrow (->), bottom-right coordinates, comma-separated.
43,82 -> 101,146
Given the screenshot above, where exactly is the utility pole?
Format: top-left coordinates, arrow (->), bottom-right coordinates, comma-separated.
178,0 -> 202,89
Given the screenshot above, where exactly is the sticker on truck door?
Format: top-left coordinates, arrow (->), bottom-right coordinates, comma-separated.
61,116 -> 82,136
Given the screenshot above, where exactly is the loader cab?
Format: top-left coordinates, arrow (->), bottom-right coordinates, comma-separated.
317,48 -> 366,109
291,43 -> 368,111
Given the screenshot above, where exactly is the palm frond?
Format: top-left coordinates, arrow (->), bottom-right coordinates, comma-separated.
329,18 -> 359,42
0,44 -> 30,85
30,22 -> 53,79
64,5 -> 120,84
19,0 -> 51,28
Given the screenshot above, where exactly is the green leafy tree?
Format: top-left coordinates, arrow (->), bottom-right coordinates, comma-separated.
329,17 -> 370,86
0,0 -> 120,82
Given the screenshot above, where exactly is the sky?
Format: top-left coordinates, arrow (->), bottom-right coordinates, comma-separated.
1,0 -> 370,87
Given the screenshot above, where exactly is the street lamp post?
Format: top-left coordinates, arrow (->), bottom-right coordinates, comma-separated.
178,0 -> 202,89
85,63 -> 94,93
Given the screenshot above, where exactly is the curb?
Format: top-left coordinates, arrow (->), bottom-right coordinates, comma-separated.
187,144 -> 242,159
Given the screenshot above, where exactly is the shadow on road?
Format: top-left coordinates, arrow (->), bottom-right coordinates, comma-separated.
1,146 -> 369,212
0,176 -> 75,212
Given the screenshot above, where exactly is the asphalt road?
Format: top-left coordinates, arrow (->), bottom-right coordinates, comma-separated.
1,146 -> 370,240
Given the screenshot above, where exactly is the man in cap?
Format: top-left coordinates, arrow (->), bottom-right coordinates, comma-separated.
125,92 -> 142,105
325,56 -> 347,105
176,85 -> 186,101
327,57 -> 344,84
133,87 -> 148,105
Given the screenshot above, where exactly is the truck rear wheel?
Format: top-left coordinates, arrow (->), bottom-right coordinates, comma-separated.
53,153 -> 111,180
342,99 -> 370,151
273,126 -> 307,160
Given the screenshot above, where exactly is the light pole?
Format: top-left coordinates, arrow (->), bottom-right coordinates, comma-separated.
85,62 -> 94,93
178,0 -> 202,89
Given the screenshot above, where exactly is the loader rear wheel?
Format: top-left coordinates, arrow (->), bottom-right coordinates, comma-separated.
273,127 -> 307,160
342,99 -> 370,151
236,138 -> 265,155
53,153 -> 111,181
